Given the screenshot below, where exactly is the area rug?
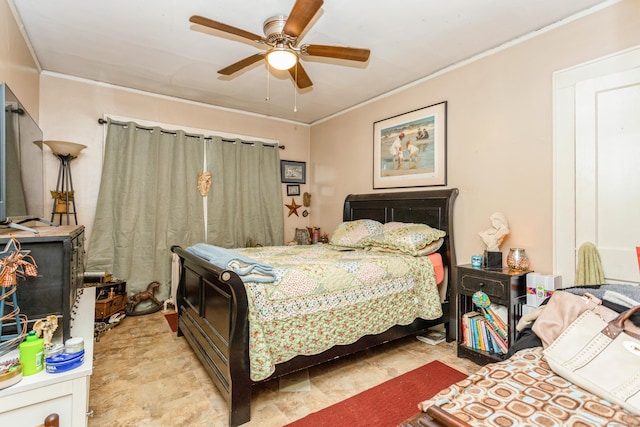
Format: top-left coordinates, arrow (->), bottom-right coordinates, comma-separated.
285,360 -> 467,427
164,312 -> 178,332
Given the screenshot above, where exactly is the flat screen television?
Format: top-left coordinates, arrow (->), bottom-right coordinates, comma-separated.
0,83 -> 46,233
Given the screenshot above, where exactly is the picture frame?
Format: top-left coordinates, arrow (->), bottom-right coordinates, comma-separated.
280,160 -> 306,184
373,101 -> 447,189
286,184 -> 300,196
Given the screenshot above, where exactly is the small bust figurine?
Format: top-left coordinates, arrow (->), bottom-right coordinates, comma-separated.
479,212 -> 510,252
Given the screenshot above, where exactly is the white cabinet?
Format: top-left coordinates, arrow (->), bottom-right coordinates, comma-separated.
0,286 -> 95,426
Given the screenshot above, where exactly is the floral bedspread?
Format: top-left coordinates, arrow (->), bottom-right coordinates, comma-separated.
234,244 -> 442,381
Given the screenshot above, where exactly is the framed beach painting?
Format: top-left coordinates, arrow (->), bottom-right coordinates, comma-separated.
373,101 -> 447,189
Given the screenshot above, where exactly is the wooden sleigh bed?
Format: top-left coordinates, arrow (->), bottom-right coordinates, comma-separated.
171,188 -> 458,426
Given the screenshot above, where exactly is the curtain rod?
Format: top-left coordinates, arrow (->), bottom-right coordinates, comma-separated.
97,118 -> 285,149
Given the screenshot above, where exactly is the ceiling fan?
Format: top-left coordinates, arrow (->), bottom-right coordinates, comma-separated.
189,0 -> 370,89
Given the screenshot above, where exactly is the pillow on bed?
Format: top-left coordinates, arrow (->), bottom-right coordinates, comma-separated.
414,237 -> 445,256
362,223 -> 446,255
366,237 -> 444,256
329,219 -> 384,248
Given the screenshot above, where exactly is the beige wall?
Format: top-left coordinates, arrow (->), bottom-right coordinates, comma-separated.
2,0 -> 311,249
310,0 -> 640,278
0,1 -> 39,120
38,75 -> 311,246
3,0 -> 639,279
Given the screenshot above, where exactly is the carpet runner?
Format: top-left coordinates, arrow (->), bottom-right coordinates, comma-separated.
285,360 -> 467,427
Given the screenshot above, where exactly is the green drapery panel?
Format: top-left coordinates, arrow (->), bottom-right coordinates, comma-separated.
87,120 -> 284,298
205,137 -> 284,247
87,120 -> 205,298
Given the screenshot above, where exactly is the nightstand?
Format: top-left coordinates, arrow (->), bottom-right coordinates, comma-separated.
456,264 -> 529,365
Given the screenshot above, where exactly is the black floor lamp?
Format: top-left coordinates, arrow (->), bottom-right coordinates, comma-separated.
43,140 -> 87,225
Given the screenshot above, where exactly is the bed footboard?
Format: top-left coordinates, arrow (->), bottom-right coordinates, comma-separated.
171,245 -> 252,427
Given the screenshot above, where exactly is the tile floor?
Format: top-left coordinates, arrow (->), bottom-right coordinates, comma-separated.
88,310 -> 481,427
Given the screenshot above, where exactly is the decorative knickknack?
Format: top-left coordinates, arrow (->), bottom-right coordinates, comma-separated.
0,237 -> 38,354
507,248 -> 530,272
294,228 -> 310,245
479,212 -> 510,269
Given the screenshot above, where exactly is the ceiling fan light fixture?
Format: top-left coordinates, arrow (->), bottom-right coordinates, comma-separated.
267,45 -> 297,70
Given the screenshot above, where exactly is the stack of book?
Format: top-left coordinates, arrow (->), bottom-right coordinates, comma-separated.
461,305 -> 509,355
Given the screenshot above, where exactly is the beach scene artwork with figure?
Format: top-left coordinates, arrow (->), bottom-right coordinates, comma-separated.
374,101 -> 446,189
379,114 -> 436,177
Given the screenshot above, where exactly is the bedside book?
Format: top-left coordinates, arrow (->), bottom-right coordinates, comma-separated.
417,329 -> 446,345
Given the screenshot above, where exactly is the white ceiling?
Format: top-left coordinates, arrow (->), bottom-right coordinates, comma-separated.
10,0 -> 611,124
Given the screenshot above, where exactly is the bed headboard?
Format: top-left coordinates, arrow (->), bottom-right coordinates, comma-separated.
343,188 -> 459,334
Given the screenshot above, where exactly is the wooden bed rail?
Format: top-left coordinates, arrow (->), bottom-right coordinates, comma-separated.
171,245 -> 252,425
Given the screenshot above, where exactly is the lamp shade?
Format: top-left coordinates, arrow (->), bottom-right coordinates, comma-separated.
43,140 -> 87,157
266,46 -> 297,71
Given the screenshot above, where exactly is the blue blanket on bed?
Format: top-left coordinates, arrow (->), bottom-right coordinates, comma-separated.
186,243 -> 275,283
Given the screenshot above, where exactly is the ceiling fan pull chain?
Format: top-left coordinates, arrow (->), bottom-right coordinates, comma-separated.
293,64 -> 298,113
265,63 -> 271,102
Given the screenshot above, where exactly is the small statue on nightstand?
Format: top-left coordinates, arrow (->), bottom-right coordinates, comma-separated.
479,212 -> 510,252
479,212 -> 510,269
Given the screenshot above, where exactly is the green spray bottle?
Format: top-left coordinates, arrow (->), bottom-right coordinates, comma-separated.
19,330 -> 44,375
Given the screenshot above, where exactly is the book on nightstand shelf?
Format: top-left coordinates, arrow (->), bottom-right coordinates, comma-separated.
461,311 -> 481,349
417,328 -> 446,345
461,309 -> 508,355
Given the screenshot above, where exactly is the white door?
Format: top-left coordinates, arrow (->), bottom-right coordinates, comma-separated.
575,69 -> 640,283
554,46 -> 640,286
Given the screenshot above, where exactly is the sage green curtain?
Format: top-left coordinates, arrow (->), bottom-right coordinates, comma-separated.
205,137 -> 284,247
87,120 -> 205,297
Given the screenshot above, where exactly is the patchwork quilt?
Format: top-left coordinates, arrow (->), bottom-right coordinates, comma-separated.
234,244 -> 442,381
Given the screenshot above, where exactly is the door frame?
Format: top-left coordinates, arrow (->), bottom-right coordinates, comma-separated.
553,45 -> 640,285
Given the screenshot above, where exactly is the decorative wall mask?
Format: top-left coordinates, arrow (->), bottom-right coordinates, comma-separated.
197,171 -> 212,197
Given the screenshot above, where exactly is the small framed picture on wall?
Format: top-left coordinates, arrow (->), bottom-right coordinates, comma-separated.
281,160 -> 306,184
287,184 -> 300,196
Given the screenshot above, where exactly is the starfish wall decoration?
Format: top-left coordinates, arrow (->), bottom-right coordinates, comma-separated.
285,198 -> 301,217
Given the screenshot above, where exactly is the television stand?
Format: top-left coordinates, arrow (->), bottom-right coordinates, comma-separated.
1,218 -> 59,234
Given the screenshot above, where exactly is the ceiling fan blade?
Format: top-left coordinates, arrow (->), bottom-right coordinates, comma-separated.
302,44 -> 370,62
190,15 -> 264,43
282,0 -> 324,39
218,53 -> 265,75
288,63 -> 313,89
